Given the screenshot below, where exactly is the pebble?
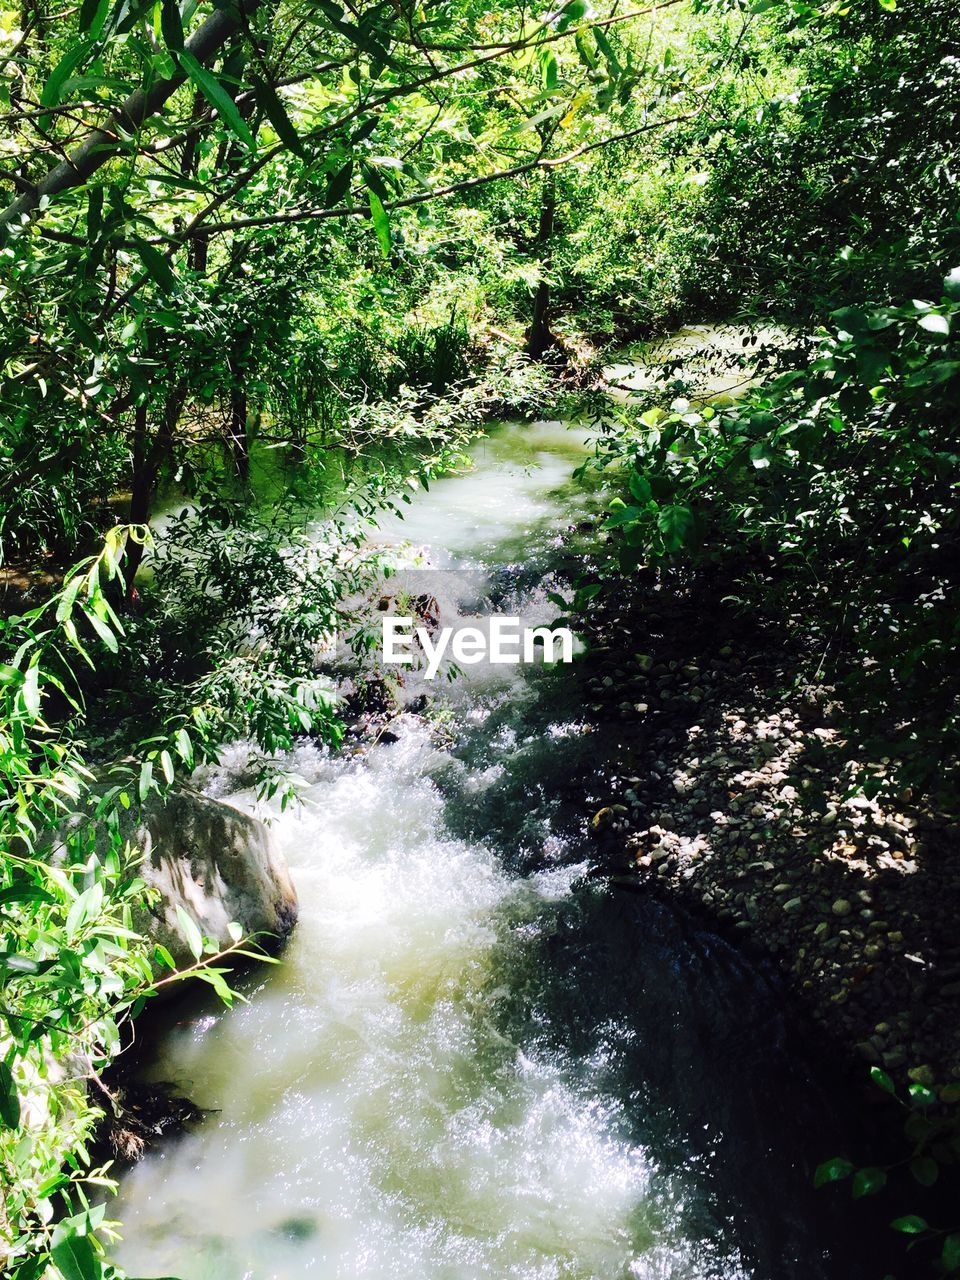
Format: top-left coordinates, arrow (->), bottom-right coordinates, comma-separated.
588,610 -> 957,1089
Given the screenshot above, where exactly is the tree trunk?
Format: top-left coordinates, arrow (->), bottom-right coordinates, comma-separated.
526,172 -> 557,361
122,392 -> 183,593
227,387 -> 250,481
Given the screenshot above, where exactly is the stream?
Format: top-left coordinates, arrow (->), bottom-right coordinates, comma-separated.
113,421 -> 869,1280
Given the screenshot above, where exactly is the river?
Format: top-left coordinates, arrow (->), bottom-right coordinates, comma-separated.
113,420 -> 869,1280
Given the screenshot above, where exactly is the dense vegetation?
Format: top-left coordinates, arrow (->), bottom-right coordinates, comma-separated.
1,0 -> 958,1273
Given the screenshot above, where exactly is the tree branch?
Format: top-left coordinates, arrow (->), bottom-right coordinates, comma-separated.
182,111 -> 700,237
0,0 -> 263,234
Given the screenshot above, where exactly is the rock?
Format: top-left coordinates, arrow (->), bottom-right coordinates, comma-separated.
832,898 -> 853,917
908,1064 -> 936,1086
128,788 -> 298,969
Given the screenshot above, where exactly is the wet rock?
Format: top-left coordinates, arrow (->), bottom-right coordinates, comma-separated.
127,788 -> 299,970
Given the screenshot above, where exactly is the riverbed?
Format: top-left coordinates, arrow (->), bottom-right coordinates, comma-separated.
113,420 -> 869,1280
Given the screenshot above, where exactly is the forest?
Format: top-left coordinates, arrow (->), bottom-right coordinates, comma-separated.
1,0 -> 958,1275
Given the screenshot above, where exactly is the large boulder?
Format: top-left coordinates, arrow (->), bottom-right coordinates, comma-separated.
129,788 -> 298,968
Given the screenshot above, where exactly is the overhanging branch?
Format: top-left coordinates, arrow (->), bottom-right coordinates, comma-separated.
0,0 -> 263,234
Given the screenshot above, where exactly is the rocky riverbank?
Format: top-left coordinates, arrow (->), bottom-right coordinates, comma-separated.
580,572 -> 960,1091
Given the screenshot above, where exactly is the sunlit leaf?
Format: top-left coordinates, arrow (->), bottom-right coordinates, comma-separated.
178,50 -> 255,150
368,191 -> 391,257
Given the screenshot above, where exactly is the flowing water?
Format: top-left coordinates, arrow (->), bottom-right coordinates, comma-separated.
114,421 -> 868,1280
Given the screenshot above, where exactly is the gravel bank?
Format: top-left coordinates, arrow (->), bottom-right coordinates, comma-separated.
582,578 -> 960,1089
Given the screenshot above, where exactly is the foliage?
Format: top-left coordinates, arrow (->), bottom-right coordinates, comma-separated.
578,0 -> 960,807
816,1068 -> 960,1278
0,0 -> 724,562
583,275 -> 960,803
0,531 -> 271,1278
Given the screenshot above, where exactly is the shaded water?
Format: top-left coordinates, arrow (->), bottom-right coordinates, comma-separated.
115,422 -> 866,1280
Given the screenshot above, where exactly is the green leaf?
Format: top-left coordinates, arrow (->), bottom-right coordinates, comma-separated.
175,905 -> 203,960
160,0 -> 183,51
178,49 -> 254,150
852,1167 -> 886,1198
367,191 -> 391,257
909,1082 -> 937,1108
159,749 -> 174,785
541,50 -> 559,90
656,504 -> 694,552
602,503 -> 645,529
593,25 -> 622,74
78,0 -> 111,38
0,950 -> 43,976
942,1234 -> 960,1273
910,1156 -> 938,1186
40,41 -> 94,110
66,882 -> 103,940
891,1215 -> 928,1234
749,441 -> 772,469
130,237 -> 178,294
253,78 -> 305,157
153,943 -> 177,970
870,1066 -> 896,1095
174,727 -> 194,768
558,0 -> 588,25
903,360 -> 960,388
831,305 -> 869,333
138,759 -> 154,802
325,160 -> 354,208
0,885 -> 54,907
361,160 -> 390,205
814,1157 -> 854,1188
628,472 -> 652,503
50,1232 -> 102,1280
918,312 -> 950,337
84,608 -> 118,653
21,665 -> 40,718
0,1061 -> 20,1129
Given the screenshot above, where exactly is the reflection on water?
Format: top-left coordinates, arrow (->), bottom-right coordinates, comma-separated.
115,421 -> 865,1280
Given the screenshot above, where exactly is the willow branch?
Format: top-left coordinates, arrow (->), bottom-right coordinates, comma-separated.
185,111 -> 699,237
0,0 -> 263,233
